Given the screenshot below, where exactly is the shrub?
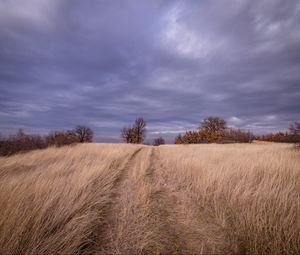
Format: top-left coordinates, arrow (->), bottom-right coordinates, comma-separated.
46,130 -> 79,147
222,129 -> 254,143
153,137 -> 165,146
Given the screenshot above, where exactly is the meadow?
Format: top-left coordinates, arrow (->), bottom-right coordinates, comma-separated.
0,143 -> 299,254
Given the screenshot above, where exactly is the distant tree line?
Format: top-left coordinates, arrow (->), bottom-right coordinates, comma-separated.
121,116 -> 299,146
174,116 -> 300,145
174,116 -> 254,144
1,116 -> 299,156
256,122 -> 300,144
0,125 -> 93,156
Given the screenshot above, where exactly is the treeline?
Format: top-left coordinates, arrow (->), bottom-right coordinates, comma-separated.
120,116 -> 300,145
174,117 -> 300,144
257,122 -> 300,143
0,126 -> 93,156
1,117 -> 299,156
175,117 -> 255,144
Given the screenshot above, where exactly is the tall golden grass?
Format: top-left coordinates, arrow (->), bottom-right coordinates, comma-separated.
0,143 -> 299,254
0,144 -> 142,254
156,144 -> 300,254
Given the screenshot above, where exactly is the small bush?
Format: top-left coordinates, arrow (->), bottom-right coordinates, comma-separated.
153,137 -> 165,146
46,130 -> 79,147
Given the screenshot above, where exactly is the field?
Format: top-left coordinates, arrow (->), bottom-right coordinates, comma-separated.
0,143 -> 299,254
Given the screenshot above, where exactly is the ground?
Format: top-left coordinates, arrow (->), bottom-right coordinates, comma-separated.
0,143 -> 299,254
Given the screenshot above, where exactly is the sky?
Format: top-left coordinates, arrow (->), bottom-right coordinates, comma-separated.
0,0 -> 300,143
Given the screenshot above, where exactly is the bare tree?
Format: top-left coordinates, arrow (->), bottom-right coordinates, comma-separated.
121,117 -> 147,144
74,126 -> 93,143
121,127 -> 135,143
153,137 -> 165,146
289,122 -> 300,146
133,117 -> 146,144
200,116 -> 227,134
289,122 -> 300,137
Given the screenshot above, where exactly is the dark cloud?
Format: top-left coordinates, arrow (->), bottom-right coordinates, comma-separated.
0,0 -> 299,142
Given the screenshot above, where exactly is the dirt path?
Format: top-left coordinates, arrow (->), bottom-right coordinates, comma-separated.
150,148 -> 231,254
83,146 -> 228,254
93,147 -> 210,254
94,147 -> 186,255
96,147 -> 154,254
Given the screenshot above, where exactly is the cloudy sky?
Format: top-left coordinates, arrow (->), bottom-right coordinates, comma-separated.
0,0 -> 299,142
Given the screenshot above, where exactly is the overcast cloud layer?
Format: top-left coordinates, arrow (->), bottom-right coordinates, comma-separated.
0,0 -> 299,142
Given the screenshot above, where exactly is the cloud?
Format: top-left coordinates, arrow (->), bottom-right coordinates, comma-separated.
0,0 -> 299,142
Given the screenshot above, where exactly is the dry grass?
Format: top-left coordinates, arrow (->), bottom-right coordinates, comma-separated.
0,143 -> 299,254
0,144 -> 142,254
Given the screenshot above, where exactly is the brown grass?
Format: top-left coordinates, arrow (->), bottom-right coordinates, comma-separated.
0,143 -> 299,254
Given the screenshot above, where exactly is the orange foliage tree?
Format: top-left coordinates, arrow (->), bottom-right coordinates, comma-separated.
175,116 -> 254,144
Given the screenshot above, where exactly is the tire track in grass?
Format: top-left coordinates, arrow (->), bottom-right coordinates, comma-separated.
151,147 -> 232,254
85,146 -> 202,255
82,145 -> 228,254
141,148 -> 183,254
111,147 -> 144,190
96,146 -> 180,255
93,146 -> 148,254
78,147 -> 144,255
150,152 -> 200,254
